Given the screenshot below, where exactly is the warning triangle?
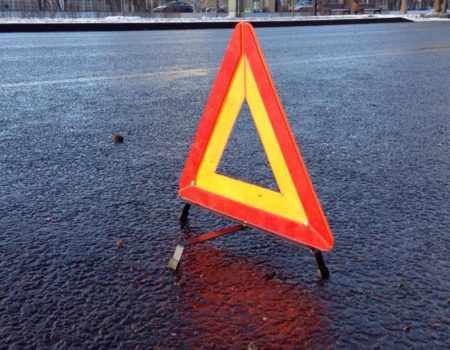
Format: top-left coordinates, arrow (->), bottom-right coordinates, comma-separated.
179,23 -> 334,251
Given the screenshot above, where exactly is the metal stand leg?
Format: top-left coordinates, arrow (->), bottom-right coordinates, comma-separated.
178,203 -> 191,221
168,224 -> 246,271
311,249 -> 330,280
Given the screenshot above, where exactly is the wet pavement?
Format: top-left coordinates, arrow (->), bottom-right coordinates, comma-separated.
1,22 -> 449,349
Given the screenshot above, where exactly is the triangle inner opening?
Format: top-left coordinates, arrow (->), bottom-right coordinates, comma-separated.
216,101 -> 279,192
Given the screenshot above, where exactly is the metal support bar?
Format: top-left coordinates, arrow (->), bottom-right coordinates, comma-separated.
311,249 -> 330,280
178,203 -> 191,221
168,224 -> 246,271
185,224 -> 244,245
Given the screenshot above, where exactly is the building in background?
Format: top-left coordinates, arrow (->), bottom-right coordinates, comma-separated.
0,0 -> 428,13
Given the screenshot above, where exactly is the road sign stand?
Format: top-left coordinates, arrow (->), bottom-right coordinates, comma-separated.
310,248 -> 330,280
170,23 -> 334,279
178,203 -> 191,221
170,205 -> 330,279
168,222 -> 246,271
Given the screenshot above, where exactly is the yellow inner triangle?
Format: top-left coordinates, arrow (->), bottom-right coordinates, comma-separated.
195,56 -> 308,225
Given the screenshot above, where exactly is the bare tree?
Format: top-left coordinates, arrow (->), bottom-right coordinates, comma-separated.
433,0 -> 441,13
400,0 -> 407,14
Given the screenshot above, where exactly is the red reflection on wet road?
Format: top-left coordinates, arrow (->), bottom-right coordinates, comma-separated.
176,245 -> 332,349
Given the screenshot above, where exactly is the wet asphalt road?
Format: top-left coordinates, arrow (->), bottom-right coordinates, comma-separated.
1,22 -> 449,349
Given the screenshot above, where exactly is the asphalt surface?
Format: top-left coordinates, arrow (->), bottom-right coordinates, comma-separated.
1,22 -> 449,349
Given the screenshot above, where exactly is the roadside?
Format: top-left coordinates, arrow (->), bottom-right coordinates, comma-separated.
0,12 -> 449,23
0,10 -> 448,31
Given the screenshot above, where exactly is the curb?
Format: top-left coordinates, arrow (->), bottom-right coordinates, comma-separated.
0,17 -> 412,32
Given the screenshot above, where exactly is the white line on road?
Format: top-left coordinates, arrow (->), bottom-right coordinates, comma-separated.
0,68 -> 210,89
2,45 -> 448,89
273,46 -> 450,66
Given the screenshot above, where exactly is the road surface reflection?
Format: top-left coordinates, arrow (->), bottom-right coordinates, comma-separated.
175,236 -> 332,349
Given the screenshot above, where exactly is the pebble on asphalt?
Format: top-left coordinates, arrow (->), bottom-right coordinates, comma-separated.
112,133 -> 124,143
